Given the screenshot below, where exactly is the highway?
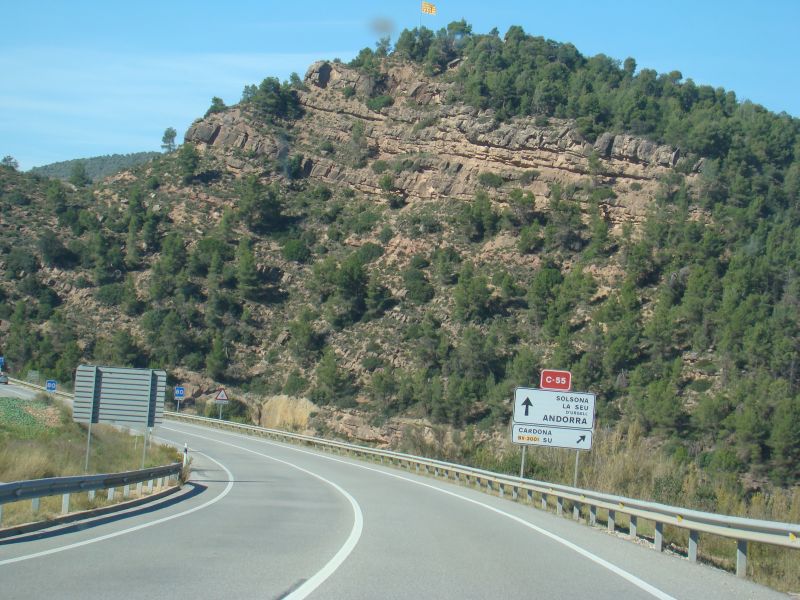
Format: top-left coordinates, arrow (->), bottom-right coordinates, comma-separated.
0,393 -> 786,598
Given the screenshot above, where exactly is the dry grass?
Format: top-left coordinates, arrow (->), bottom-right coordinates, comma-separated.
0,393 -> 181,529
259,395 -> 316,430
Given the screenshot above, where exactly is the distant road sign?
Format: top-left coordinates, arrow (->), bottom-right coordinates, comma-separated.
175,386 -> 185,398
512,423 -> 593,450
540,369 -> 571,391
214,389 -> 229,404
513,387 -> 595,430
0,356 -> 5,367
45,380 -> 57,392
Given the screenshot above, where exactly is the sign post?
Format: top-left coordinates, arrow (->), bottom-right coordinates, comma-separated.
512,369 -> 595,487
73,365 -> 166,472
175,386 -> 185,412
214,389 -> 229,420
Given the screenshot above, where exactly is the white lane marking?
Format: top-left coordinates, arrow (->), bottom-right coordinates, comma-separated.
162,426 -> 363,600
172,421 -> 675,600
0,451 -> 234,566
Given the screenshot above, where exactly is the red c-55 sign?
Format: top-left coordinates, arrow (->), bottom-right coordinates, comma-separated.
540,369 -> 572,391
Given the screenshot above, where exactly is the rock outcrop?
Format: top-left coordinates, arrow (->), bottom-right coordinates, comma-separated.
186,60 -> 695,225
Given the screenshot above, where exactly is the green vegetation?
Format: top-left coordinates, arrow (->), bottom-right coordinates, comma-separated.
29,152 -> 160,181
0,395 -> 178,481
1,23 -> 800,511
0,394 -> 180,528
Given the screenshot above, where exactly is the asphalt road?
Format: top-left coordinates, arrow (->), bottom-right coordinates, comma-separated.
0,411 -> 787,599
0,382 -> 40,401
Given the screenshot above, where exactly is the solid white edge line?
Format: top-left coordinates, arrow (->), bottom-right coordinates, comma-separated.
0,451 -> 235,566
161,426 -> 364,600
172,421 -> 676,600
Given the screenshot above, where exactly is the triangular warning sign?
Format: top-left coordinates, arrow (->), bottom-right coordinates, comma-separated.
215,389 -> 229,401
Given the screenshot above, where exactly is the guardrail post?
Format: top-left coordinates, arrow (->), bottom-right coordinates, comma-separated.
499,483 -> 505,498
573,502 -> 581,521
123,484 -> 130,498
526,489 -> 532,504
556,497 -> 563,516
32,497 -> 40,514
487,480 -> 493,494
61,493 -> 70,514
630,515 -> 637,537
136,482 -> 142,496
688,530 -> 698,562
654,522 -> 664,552
88,489 -> 95,502
589,504 -> 596,525
541,493 -> 547,510
147,479 -> 153,493
608,509 -> 615,532
736,540 -> 747,578
108,487 -> 115,501
415,464 -> 420,474
512,486 -> 518,500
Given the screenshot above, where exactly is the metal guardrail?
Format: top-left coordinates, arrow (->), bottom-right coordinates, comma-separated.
5,376 -> 74,402
0,463 -> 182,527
1,376 -> 181,526
166,411 -> 800,579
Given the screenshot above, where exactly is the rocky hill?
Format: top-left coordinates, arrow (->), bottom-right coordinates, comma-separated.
2,27 -> 799,492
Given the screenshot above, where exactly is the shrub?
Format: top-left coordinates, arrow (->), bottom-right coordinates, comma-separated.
95,283 -> 126,306
283,238 -> 312,263
378,173 -> 394,191
366,95 -> 394,112
478,172 -> 504,188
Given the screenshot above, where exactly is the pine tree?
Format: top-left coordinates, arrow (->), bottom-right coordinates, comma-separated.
206,335 -> 227,380
236,238 -> 259,300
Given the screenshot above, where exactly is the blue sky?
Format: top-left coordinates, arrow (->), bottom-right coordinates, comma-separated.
3,1 -> 798,170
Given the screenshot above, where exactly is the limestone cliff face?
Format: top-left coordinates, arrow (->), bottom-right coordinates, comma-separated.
185,60 -> 696,227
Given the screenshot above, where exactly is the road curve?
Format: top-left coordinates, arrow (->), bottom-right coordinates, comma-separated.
1,418 -> 785,599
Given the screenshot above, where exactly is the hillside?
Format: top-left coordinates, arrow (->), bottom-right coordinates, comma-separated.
29,152 -> 161,183
1,23 -> 799,499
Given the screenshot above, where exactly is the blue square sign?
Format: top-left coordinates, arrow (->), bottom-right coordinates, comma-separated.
46,380 -> 57,392
175,386 -> 185,398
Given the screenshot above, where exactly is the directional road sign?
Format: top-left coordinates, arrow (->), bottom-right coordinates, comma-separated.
513,387 -> 595,430
45,380 -> 57,392
175,386 -> 185,398
539,369 -> 571,391
0,356 -> 4,367
214,389 -> 230,405
512,423 -> 593,450
73,365 -> 166,426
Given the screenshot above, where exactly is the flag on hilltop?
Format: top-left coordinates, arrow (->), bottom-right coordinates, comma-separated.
421,2 -> 437,15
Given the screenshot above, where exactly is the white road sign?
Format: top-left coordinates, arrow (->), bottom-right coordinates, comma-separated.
512,424 -> 593,450
513,387 -> 595,430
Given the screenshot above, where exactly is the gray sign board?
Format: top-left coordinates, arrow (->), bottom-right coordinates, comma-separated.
73,365 -> 166,427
